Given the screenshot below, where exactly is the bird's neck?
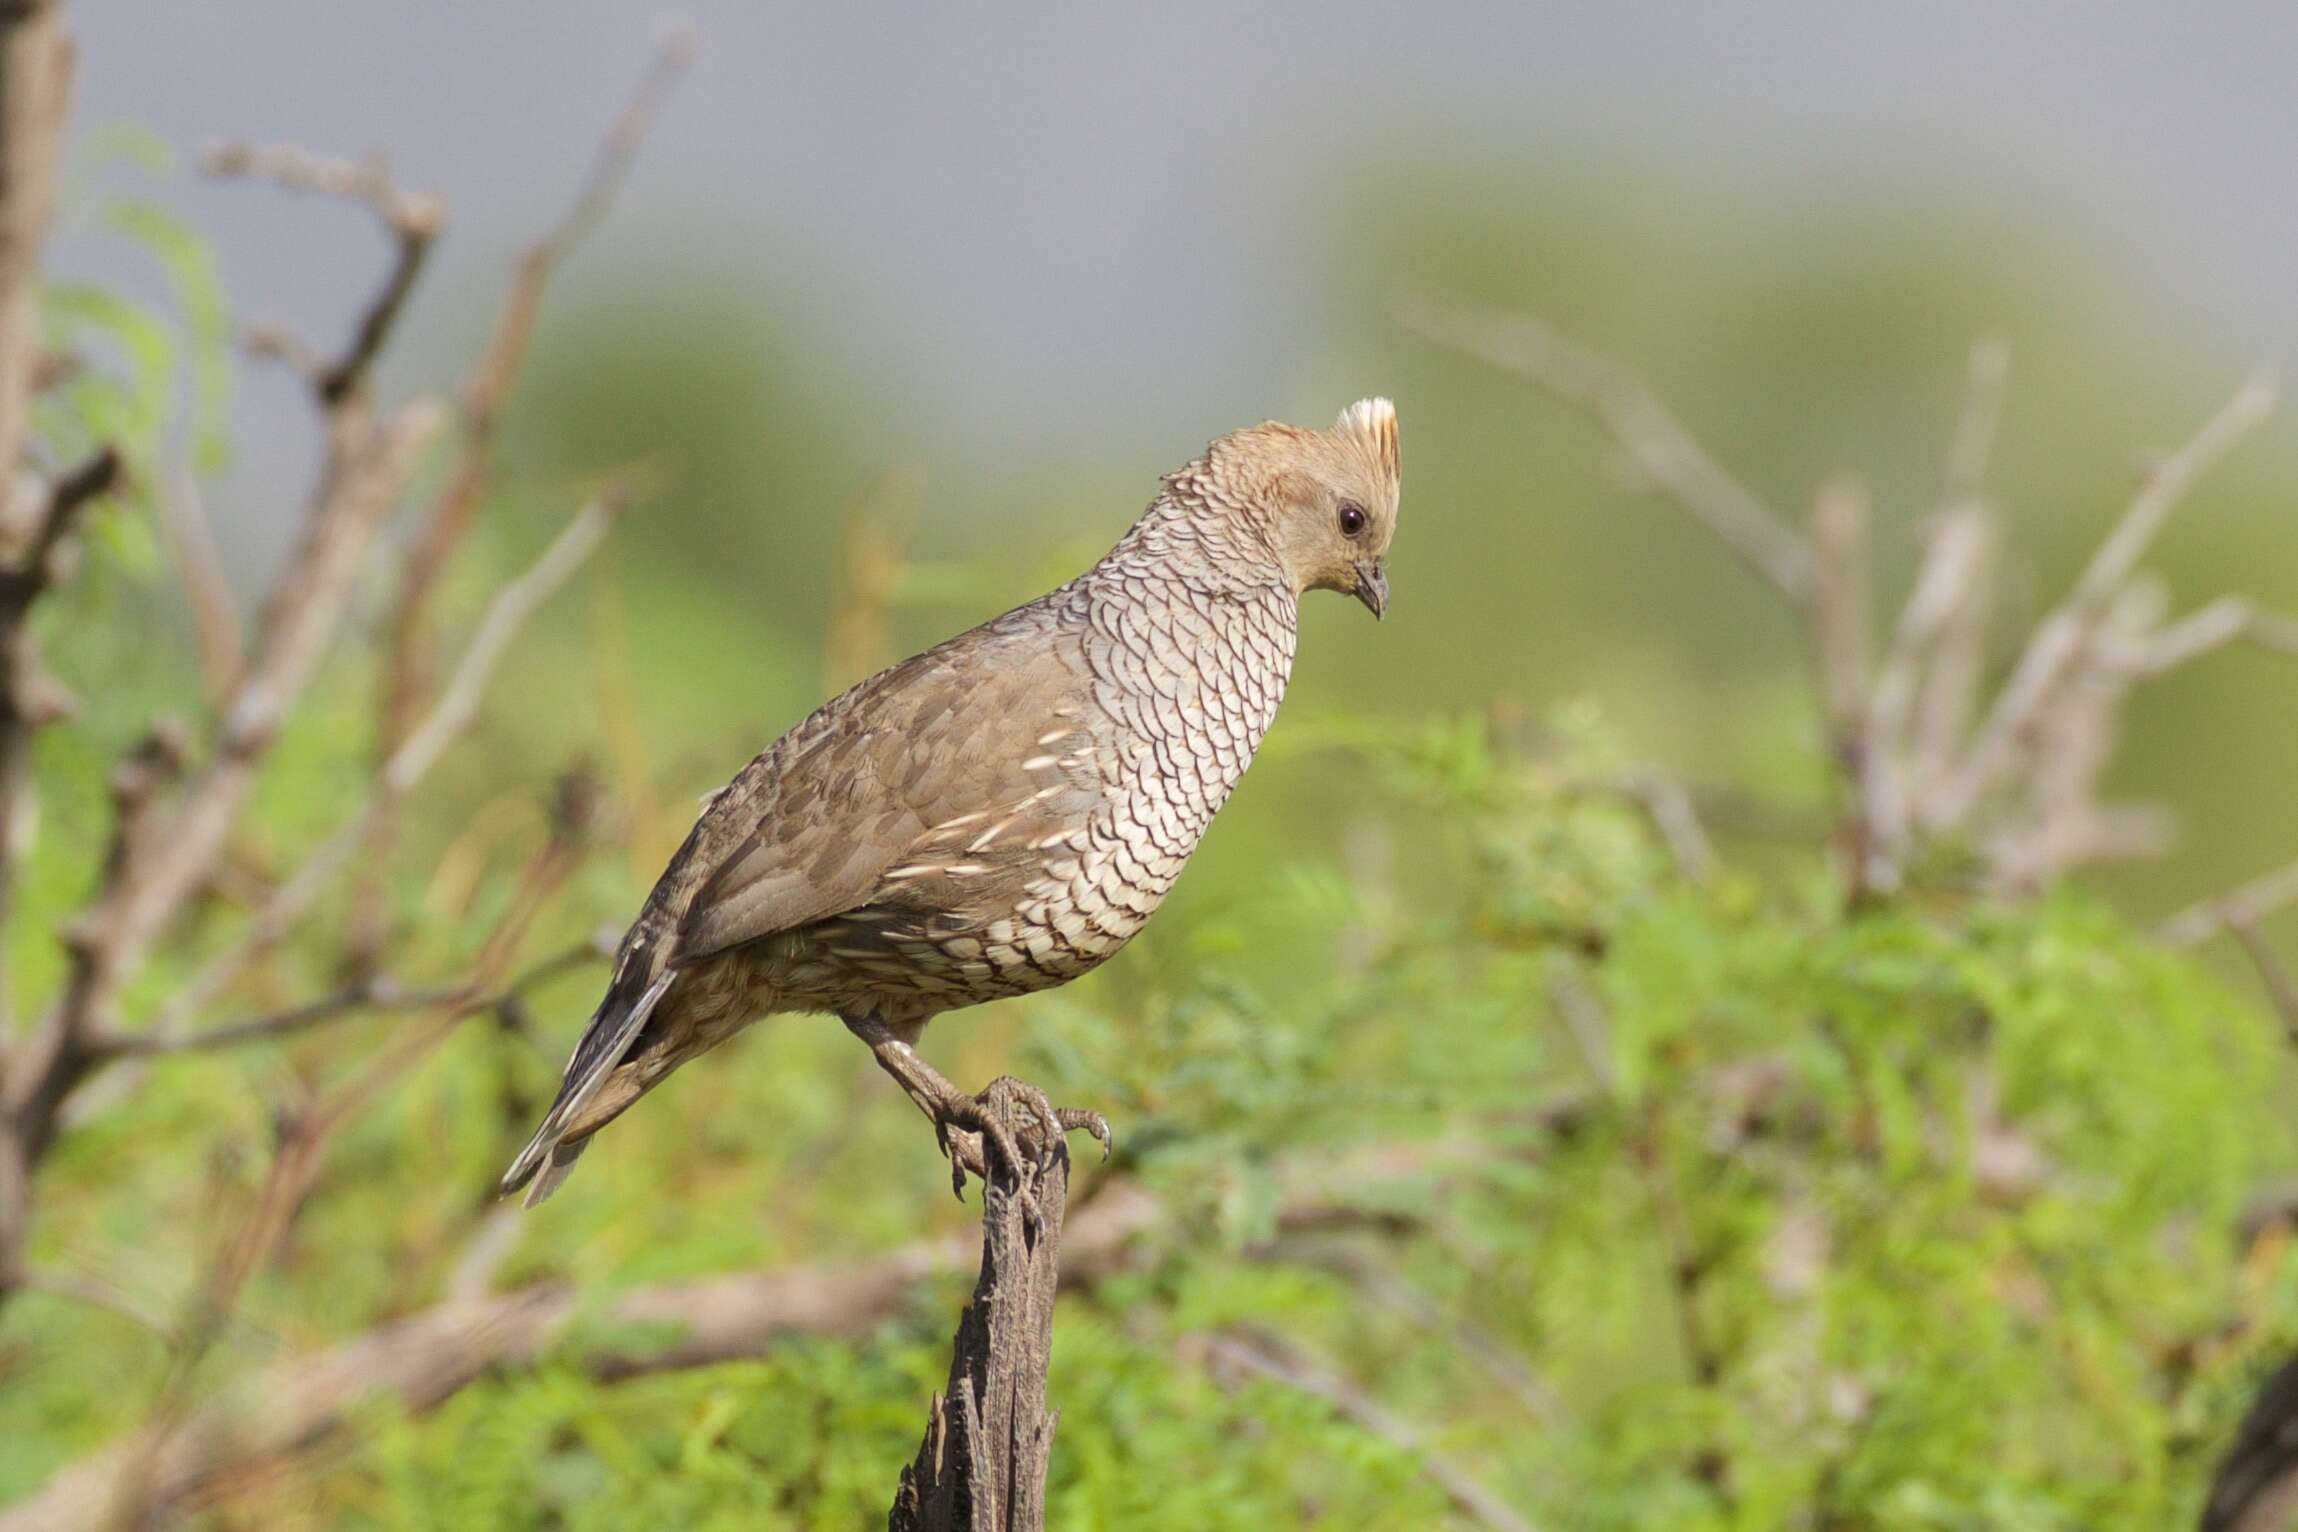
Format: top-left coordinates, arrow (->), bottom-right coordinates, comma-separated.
1094,488 -> 1291,598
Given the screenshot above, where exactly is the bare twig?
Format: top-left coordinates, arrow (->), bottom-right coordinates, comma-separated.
0,0 -> 75,511
1268,1236 -> 1563,1425
116,932 -> 607,1060
5,1144 -> 1450,1532
1935,376 -> 2275,824
0,446 -> 122,1014
1397,291 -> 1813,600
1942,337 -> 2010,507
379,29 -> 692,750
17,1265 -> 173,1342
201,142 -> 443,404
1806,478 -> 1885,895
2107,595 -> 2298,677
158,481 -> 642,1033
2227,918 -> 2298,1043
1205,1329 -> 1541,1532
2160,860 -> 2298,950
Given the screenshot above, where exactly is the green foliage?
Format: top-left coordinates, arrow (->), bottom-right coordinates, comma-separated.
16,710 -> 2286,1528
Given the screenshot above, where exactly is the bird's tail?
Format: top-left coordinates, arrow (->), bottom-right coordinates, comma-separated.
497,967 -> 676,1207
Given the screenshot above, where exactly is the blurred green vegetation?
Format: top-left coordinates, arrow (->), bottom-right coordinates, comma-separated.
9,144 -> 2298,1528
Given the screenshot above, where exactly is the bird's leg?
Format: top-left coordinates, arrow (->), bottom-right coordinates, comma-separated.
840,1012 -> 1113,1201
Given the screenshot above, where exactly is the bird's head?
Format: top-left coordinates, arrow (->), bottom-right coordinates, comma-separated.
1187,398 -> 1401,618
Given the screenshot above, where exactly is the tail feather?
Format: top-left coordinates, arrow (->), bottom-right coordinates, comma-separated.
497,968 -> 676,1202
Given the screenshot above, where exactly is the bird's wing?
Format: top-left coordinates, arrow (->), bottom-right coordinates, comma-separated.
678,607 -> 1095,957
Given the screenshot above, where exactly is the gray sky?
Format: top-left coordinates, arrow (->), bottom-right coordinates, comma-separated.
58,1 -> 2298,528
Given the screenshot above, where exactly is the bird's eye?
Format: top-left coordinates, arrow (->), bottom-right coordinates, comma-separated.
1337,501 -> 1368,538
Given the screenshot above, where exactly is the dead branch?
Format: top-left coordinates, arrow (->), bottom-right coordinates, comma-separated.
109,932 -> 607,1061
890,1124 -> 1070,1532
1397,291 -> 1814,600
198,141 -> 443,404
153,481 -> 642,1037
2106,594 -> 2298,677
0,445 -> 122,1012
379,29 -> 692,752
2,1143 -> 1452,1532
1204,1328 -> 1542,1532
1933,376 -> 2274,825
1415,298 -> 2293,900
0,0 -> 75,511
2160,859 -> 2298,950
2227,917 -> 2298,1043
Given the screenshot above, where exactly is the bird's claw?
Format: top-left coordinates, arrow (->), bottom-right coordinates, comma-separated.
927,1075 -> 1112,1209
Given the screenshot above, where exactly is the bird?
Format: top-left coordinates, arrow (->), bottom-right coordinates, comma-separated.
500,398 -> 1400,1206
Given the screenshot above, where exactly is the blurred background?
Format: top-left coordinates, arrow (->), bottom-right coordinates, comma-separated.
65,0 -> 2298,929
14,4 -> 2298,1527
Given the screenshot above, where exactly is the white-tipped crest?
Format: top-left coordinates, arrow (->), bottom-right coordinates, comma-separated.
1332,396 -> 1400,498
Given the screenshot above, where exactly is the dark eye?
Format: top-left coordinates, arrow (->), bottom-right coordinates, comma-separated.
1337,501 -> 1368,538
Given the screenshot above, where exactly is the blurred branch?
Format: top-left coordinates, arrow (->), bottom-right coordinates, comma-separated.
1933,375 -> 2275,825
0,446 -> 122,1023
2106,594 -> 2298,676
4,1147 -> 1452,1532
0,33 -> 664,1301
98,932 -> 605,1060
0,0 -> 75,509
102,822 -> 588,1528
2160,859 -> 2298,950
154,479 -> 643,1036
198,141 -> 443,403
379,27 -> 692,752
1203,1328 -> 1541,1532
1411,297 -> 2293,902
1396,291 -> 1814,600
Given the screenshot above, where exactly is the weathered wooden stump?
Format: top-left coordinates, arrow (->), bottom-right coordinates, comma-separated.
889,1124 -> 1071,1532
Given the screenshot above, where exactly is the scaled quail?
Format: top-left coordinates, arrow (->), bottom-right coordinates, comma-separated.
501,399 -> 1401,1205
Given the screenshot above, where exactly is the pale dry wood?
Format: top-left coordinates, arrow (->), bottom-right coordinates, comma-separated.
152,482 -> 641,1040
1932,375 -> 2274,825
0,0 -> 73,506
379,27 -> 692,748
2160,858 -> 2298,949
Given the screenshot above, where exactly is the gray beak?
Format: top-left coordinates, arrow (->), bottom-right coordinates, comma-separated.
1353,558 -> 1388,620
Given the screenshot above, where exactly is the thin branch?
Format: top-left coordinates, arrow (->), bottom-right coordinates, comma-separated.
1936,375 -> 2274,824
200,141 -> 444,406
157,482 -> 642,1034
1561,771 -> 1716,884
380,29 -> 692,749
2227,917 -> 2298,1044
5,1148 -> 1447,1532
2108,595 -> 2298,677
0,445 -> 123,1008
1396,291 -> 1814,600
39,400 -> 444,1035
116,933 -> 607,1060
1204,1329 -> 1542,1532
1942,337 -> 2009,507
1268,1236 -> 1563,1425
0,0 -> 75,506
16,1266 -> 173,1342
2160,859 -> 2298,950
